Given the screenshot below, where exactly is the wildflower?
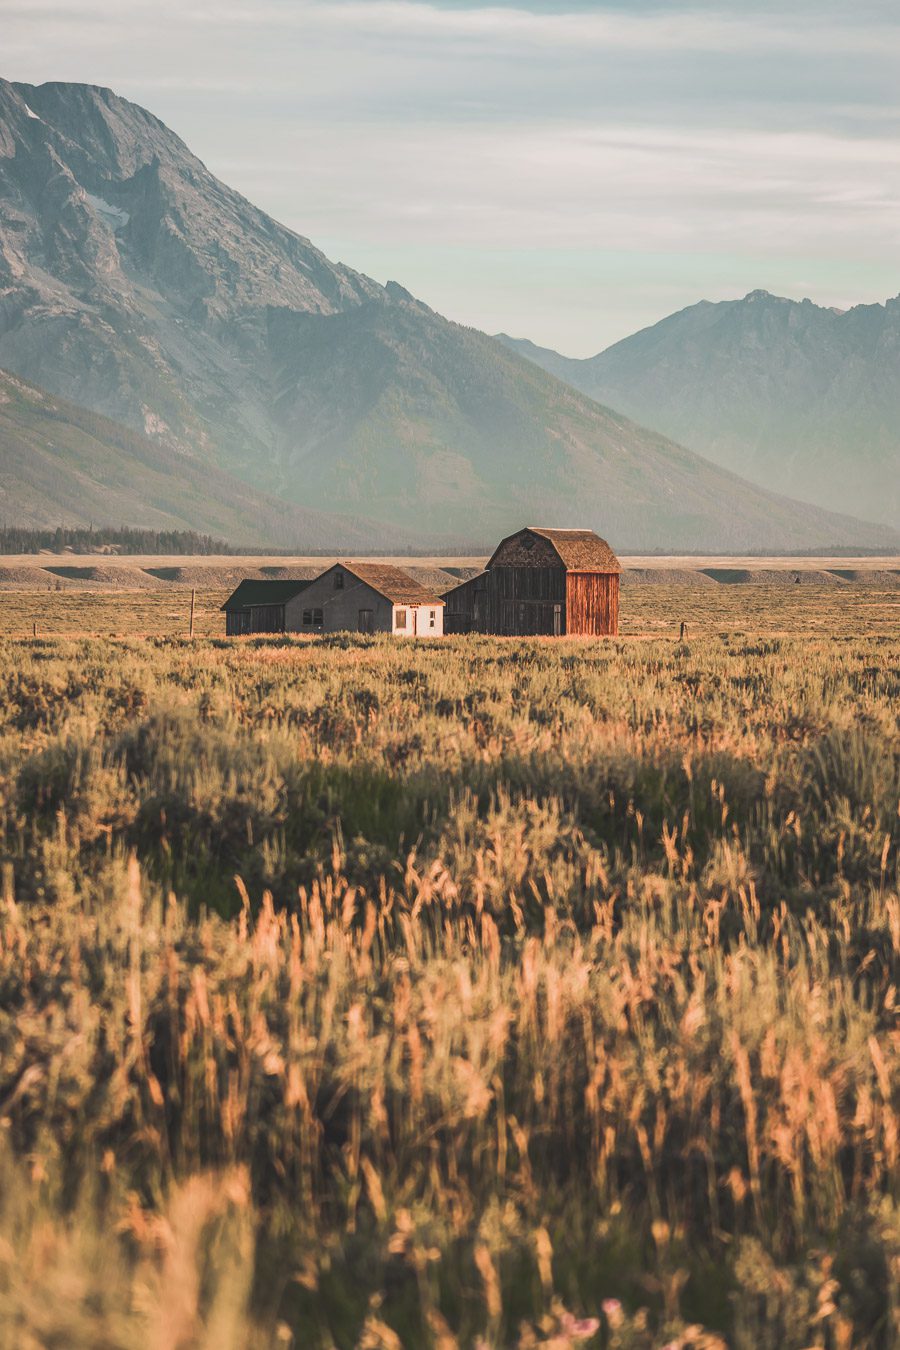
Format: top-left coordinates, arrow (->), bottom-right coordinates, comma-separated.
601,1299 -> 624,1329
560,1311 -> 601,1339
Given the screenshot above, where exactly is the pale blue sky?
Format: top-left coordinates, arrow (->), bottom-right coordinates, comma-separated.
4,0 -> 900,352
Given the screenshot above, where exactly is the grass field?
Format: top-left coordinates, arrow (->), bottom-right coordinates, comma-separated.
0,585 -> 897,1347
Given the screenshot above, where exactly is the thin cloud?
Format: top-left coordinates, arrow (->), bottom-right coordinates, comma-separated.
298,1 -> 900,57
248,121 -> 900,246
6,0 -> 900,58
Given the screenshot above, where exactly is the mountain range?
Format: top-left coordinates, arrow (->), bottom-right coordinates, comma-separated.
498,289 -> 900,530
0,77 -> 896,551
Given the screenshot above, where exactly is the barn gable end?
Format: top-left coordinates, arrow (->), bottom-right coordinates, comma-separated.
487,531 -> 563,570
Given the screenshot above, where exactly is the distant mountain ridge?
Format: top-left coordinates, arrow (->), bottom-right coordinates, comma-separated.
0,78 -> 897,551
497,289 -> 900,529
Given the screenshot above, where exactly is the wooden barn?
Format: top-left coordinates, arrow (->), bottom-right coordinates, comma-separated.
442,527 -> 620,636
221,578 -> 312,635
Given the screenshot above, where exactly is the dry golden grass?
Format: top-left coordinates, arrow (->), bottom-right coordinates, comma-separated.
0,596 -> 897,1347
1,586 -> 230,637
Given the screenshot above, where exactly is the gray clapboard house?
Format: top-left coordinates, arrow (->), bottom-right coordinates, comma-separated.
293,562 -> 444,635
222,563 -> 444,636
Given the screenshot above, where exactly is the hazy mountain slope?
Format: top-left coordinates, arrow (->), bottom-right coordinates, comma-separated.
493,333 -> 585,387
269,299 -> 898,550
0,367 -> 423,549
1,79 -> 896,550
497,290 -> 900,528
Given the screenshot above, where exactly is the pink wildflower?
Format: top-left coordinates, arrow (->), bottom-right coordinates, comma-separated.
601,1298 -> 625,1329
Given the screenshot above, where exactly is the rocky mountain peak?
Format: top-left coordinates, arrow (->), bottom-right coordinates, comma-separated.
11,79 -> 189,181
2,78 -> 383,321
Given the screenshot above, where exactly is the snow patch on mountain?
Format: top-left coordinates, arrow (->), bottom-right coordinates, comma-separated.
84,192 -> 130,230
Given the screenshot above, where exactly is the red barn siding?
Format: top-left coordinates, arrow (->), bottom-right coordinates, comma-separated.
566,572 -> 619,636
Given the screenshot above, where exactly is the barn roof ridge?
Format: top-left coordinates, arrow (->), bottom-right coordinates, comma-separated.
337,560 -> 446,605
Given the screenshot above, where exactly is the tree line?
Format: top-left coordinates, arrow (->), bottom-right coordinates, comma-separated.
0,526 -> 239,555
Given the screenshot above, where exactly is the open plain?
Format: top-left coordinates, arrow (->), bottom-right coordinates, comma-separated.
0,572 -> 897,1347
1,554 -> 898,642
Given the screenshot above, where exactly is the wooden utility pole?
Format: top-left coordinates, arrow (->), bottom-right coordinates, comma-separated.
189,588 -> 196,638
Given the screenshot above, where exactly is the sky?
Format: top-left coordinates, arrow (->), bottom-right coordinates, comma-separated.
4,0 -> 900,353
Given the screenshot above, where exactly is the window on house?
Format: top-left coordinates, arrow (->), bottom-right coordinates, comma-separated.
334,572 -> 344,589
303,609 -> 323,625
395,609 -> 407,629
429,610 -> 436,627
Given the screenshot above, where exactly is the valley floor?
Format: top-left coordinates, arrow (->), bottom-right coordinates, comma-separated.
0,577 -> 897,641
0,590 -> 897,1347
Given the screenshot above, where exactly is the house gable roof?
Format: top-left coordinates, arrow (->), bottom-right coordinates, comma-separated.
334,562 -> 445,605
487,527 -> 621,573
221,578 -> 312,611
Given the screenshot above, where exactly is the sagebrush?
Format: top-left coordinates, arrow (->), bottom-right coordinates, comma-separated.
0,619 -> 897,1347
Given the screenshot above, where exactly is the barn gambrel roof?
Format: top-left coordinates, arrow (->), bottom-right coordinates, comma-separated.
487,527 -> 621,573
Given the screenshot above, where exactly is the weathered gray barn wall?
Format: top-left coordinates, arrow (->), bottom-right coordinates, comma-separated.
226,602 -> 286,635
485,532 -> 567,634
442,573 -> 488,633
487,567 -> 567,635
222,578 -> 312,634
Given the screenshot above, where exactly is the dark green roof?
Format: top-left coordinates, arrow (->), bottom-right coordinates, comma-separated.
221,578 -> 312,611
